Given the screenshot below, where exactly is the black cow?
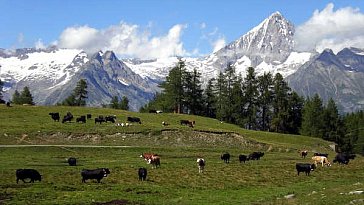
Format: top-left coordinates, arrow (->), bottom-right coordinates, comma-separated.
95,116 -> 105,124
180,120 -> 195,128
313,153 -> 329,158
238,154 -> 248,163
333,153 -> 356,165
62,112 -> 73,123
248,152 -> 264,160
296,163 -> 316,176
86,114 -> 92,119
127,117 -> 141,124
49,112 -> 60,122
105,115 -> 116,123
16,169 -> 42,183
138,167 -> 147,181
81,168 -> 110,183
221,153 -> 230,163
76,116 -> 86,123
300,150 -> 308,158
67,157 -> 77,166
149,109 -> 157,113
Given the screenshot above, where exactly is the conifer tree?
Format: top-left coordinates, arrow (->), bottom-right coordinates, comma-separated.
12,90 -> 21,104
74,79 -> 88,106
257,72 -> 274,131
301,94 -> 324,137
185,68 -> 204,115
20,86 -> 34,105
110,96 -> 120,109
120,96 -> 129,110
0,79 -> 4,103
203,78 -> 216,118
215,71 -> 228,121
242,67 -> 258,129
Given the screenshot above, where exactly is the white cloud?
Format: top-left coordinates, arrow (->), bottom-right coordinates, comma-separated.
57,22 -> 187,59
200,22 -> 206,29
295,3 -> 364,53
212,37 -> 226,52
17,33 -> 24,44
34,39 -> 46,49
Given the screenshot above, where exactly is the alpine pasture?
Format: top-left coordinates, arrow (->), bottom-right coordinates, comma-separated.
0,105 -> 363,205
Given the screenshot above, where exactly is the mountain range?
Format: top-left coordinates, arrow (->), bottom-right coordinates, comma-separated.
1,12 -> 363,112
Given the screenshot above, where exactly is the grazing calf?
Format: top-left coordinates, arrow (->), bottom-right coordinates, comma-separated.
180,120 -> 195,128
221,153 -> 230,163
197,158 -> 205,173
67,157 -> 77,166
238,154 -> 248,163
138,167 -> 147,181
16,169 -> 42,183
148,156 -> 161,169
248,152 -> 264,160
296,163 -> 316,176
299,150 -> 308,158
62,112 -> 73,123
49,112 -> 60,122
162,121 -> 169,126
312,156 -> 331,167
127,117 -> 142,124
76,116 -> 86,123
86,114 -> 92,119
81,168 -> 110,183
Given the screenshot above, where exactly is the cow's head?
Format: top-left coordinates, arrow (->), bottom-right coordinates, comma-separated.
102,168 -> 110,177
310,164 -> 316,170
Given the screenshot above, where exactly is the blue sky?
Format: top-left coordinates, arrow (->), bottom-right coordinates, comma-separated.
1,0 -> 364,58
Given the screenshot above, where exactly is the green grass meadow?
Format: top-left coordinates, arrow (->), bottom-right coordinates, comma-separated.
0,105 -> 363,204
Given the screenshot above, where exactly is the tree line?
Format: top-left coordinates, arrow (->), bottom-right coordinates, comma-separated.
140,59 -> 363,154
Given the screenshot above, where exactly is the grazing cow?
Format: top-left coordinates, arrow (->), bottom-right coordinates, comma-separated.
197,158 -> 205,173
221,153 -> 230,163
248,152 -> 265,160
149,109 -> 157,113
76,116 -> 86,123
140,153 -> 156,161
162,121 -> 169,126
67,157 -> 77,166
333,153 -> 356,165
49,112 -> 60,122
299,150 -> 308,159
180,120 -> 195,128
313,152 -> 329,158
138,167 -> 147,181
105,115 -> 116,123
127,117 -> 142,124
312,156 -> 331,167
148,155 -> 161,169
86,114 -> 92,119
95,116 -> 105,124
16,169 -> 42,183
62,112 -> 73,123
81,168 -> 110,183
296,163 -> 316,176
238,154 -> 248,163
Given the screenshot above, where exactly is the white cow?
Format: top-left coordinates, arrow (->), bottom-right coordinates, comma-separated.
312,156 -> 331,167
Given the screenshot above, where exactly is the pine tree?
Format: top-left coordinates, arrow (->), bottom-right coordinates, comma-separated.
203,78 -> 216,118
231,75 -> 244,125
20,86 -> 34,105
257,72 -> 274,131
224,64 -> 237,123
322,98 -> 339,141
74,79 -> 88,106
215,71 -> 228,121
300,94 -> 324,137
185,68 -> 204,115
286,91 -> 304,134
159,59 -> 186,113
12,90 -> 21,104
0,79 -> 4,103
242,67 -> 258,129
110,96 -> 120,109
120,96 -> 129,110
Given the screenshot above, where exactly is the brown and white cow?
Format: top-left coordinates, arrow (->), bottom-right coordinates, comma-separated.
299,150 -> 308,158
312,156 -> 331,167
197,158 -> 205,173
140,153 -> 160,168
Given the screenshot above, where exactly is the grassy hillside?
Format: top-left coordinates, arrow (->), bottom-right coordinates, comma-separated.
0,105 -> 363,205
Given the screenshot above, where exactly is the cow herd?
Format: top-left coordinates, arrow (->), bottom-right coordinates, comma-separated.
48,112 -> 142,125
295,150 -> 357,176
14,149 -> 358,185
